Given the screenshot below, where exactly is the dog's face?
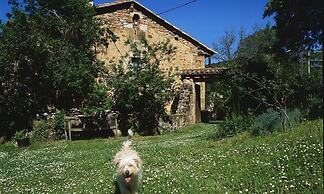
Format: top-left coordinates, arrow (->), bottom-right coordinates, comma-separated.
115,156 -> 142,184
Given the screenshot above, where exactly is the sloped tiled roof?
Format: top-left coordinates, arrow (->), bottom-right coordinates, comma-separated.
180,67 -> 227,80
96,0 -> 216,56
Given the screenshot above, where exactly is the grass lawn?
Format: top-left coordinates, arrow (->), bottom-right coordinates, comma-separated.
0,120 -> 322,193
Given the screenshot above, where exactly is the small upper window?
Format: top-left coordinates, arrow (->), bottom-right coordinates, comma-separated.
133,14 -> 140,24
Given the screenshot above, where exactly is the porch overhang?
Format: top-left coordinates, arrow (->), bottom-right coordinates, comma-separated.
180,67 -> 227,82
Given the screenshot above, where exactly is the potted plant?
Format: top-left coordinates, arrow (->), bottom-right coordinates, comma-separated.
0,136 -> 5,144
14,130 -> 30,147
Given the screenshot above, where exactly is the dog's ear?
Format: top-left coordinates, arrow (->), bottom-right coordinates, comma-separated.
135,158 -> 143,168
113,157 -> 121,166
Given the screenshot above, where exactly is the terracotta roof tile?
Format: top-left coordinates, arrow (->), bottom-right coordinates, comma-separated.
180,67 -> 227,77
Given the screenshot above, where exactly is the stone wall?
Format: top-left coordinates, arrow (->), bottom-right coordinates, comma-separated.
96,8 -> 206,72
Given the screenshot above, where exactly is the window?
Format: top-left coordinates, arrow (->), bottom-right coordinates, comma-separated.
132,14 -> 140,24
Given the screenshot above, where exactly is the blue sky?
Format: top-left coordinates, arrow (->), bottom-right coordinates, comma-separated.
0,0 -> 273,49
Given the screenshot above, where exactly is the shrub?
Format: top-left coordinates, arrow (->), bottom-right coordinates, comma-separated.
31,120 -> 49,142
252,109 -> 282,136
52,111 -> 65,139
206,91 -> 226,120
215,115 -> 252,139
108,38 -> 175,136
158,117 -> 176,134
305,95 -> 322,119
13,130 -> 29,140
286,108 -> 303,127
82,83 -> 112,115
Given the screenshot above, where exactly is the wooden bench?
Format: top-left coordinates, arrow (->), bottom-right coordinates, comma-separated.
64,115 -> 118,141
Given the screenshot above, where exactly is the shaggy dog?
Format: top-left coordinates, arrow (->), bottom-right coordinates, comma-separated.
113,140 -> 143,194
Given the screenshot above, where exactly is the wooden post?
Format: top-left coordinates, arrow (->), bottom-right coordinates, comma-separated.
307,51 -> 311,74
68,121 -> 72,141
115,118 -> 118,130
64,120 -> 68,141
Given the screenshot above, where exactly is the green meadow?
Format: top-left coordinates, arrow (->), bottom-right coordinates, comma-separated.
0,120 -> 322,193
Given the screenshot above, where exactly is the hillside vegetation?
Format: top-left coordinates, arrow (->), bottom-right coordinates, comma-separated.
0,120 -> 322,193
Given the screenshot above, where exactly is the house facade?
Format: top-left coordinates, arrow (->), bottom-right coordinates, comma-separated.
95,0 -> 216,125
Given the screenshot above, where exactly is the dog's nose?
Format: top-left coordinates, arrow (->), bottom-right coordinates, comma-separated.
125,170 -> 130,176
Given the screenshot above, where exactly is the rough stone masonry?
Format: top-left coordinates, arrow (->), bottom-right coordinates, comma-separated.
95,0 -> 215,124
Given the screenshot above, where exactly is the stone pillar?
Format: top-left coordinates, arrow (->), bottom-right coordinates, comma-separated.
174,79 -> 195,124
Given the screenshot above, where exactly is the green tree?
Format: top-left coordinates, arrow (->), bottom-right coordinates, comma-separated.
263,1 -> 323,120
264,0 -> 323,58
209,28 -> 247,117
0,0 -> 104,137
107,38 -> 176,136
234,27 -> 301,125
82,83 -> 111,115
225,26 -> 321,124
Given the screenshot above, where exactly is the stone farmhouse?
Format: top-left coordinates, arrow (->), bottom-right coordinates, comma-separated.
94,0 -> 224,126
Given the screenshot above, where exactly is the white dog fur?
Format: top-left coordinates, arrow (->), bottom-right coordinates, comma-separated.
113,140 -> 143,194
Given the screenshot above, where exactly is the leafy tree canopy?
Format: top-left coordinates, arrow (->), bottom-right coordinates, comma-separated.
264,0 -> 323,57
237,25 -> 277,61
210,25 -> 322,122
0,0 -> 104,136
